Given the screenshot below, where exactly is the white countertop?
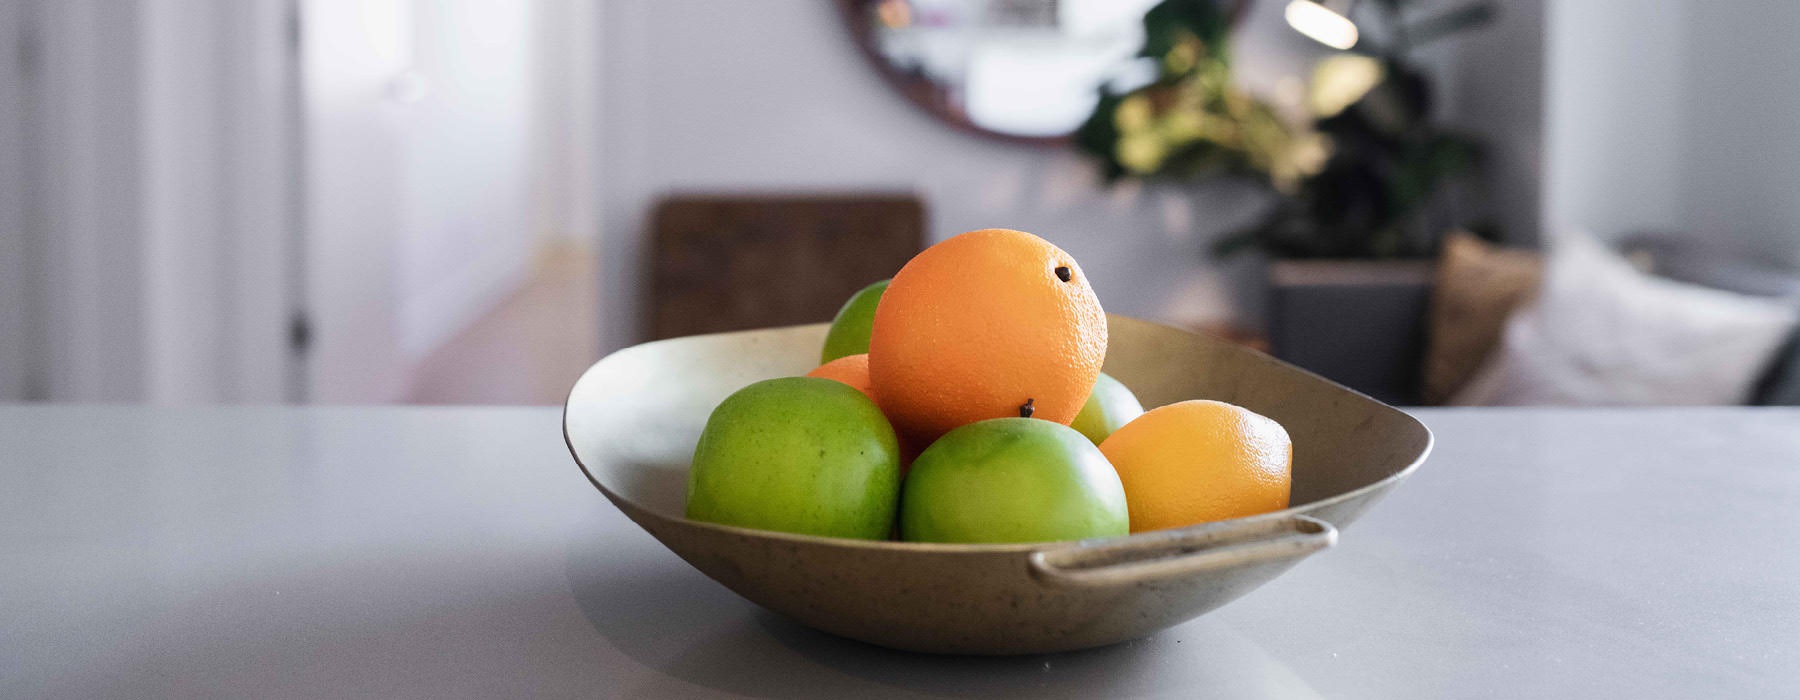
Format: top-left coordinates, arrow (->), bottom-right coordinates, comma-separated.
2,406 -> 1797,698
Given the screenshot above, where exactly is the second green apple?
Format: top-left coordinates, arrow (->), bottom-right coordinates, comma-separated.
1070,372 -> 1145,445
820,279 -> 889,363
900,418 -> 1128,544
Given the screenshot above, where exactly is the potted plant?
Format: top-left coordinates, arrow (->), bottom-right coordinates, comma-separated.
1077,0 -> 1495,403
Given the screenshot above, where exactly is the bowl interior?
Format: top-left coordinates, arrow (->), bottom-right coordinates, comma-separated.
564,315 -> 1431,525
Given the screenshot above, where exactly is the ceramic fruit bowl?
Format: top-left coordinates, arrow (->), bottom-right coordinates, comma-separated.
562,315 -> 1432,655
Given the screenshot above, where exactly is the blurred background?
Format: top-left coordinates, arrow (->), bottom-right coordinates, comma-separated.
2,0 -> 1797,407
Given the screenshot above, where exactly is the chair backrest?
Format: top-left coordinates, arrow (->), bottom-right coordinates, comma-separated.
647,193 -> 925,340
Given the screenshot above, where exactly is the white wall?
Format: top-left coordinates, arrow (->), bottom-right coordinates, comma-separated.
1546,0 -> 1800,267
1544,0 -> 1689,242
141,0 -> 228,404
15,0 -> 151,401
1682,3 -> 1800,267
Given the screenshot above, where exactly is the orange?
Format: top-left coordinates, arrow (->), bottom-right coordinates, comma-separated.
1099,400 -> 1291,532
869,229 -> 1106,444
806,354 -> 876,403
807,354 -> 928,474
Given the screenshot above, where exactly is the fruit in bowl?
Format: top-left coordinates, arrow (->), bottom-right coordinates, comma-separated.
1071,372 -> 1144,445
900,418 -> 1128,544
563,303 -> 1431,654
1102,400 -> 1292,533
684,228 -> 1292,545
820,280 -> 888,363
805,353 -> 876,403
685,377 -> 901,540
870,229 -> 1107,444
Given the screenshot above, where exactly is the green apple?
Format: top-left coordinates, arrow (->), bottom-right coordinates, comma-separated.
1070,372 -> 1145,445
821,279 -> 889,363
687,377 -> 901,539
900,418 -> 1128,544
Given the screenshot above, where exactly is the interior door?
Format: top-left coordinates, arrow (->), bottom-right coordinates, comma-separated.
300,0 -> 414,402
300,0 -> 537,403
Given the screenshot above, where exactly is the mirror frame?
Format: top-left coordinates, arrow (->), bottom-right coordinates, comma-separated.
835,0 -> 1249,146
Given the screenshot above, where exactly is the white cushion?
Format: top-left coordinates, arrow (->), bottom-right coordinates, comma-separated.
1452,232 -> 1798,406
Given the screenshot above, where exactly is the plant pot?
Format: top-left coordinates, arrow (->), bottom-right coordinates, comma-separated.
1265,260 -> 1436,405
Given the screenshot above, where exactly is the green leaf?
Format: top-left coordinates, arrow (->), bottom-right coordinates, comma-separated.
1140,0 -> 1229,59
1210,228 -> 1263,258
1423,132 -> 1483,180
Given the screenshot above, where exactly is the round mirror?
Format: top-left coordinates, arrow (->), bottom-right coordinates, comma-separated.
839,0 -> 1247,144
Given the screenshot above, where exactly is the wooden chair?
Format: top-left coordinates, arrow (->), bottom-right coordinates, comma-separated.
647,193 -> 925,340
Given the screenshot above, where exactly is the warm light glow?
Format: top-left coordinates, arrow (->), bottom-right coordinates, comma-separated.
1285,0 -> 1359,50
876,0 -> 912,29
1309,54 -> 1383,116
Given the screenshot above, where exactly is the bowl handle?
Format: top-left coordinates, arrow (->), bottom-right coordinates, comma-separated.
1027,514 -> 1337,589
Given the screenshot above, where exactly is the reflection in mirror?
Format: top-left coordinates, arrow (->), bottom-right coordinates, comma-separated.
841,0 -> 1241,142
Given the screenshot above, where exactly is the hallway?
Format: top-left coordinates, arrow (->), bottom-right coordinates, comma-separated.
406,248 -> 599,405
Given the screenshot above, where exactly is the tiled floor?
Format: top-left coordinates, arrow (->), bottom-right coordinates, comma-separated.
405,248 -> 600,405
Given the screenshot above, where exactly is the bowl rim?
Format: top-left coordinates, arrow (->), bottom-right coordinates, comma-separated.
561,318 -> 1434,554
